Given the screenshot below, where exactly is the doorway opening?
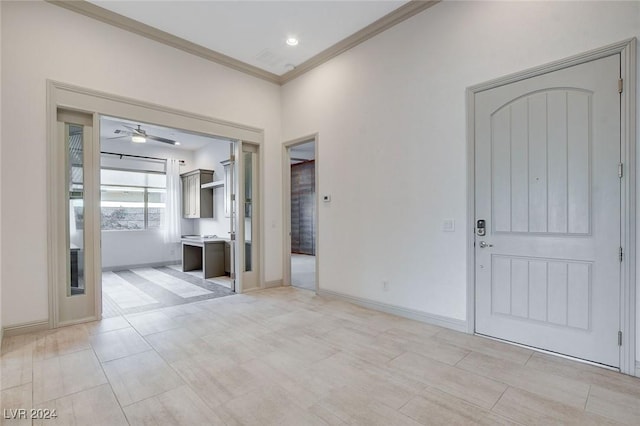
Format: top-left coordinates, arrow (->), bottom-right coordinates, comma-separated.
283,136 -> 318,291
49,81 -> 264,328
97,116 -> 237,318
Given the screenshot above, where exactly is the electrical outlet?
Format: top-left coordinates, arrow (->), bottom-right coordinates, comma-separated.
382,280 -> 389,291
443,219 -> 455,232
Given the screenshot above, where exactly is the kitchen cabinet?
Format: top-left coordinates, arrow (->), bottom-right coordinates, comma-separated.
224,241 -> 231,273
181,169 -> 214,219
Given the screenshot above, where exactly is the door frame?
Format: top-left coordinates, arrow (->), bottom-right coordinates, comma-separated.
466,39 -> 637,375
47,80 -> 264,328
282,134 -> 319,292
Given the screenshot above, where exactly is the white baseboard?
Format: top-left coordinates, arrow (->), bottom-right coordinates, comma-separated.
102,261 -> 180,271
317,289 -> 468,333
264,279 -> 283,289
3,320 -> 50,337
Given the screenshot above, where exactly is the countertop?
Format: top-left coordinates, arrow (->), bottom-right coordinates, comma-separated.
181,235 -> 230,244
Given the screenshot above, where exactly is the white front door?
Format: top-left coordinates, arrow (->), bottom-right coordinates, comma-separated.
474,54 -> 621,367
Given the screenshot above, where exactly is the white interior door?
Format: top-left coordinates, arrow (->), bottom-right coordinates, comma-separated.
474,54 -> 621,367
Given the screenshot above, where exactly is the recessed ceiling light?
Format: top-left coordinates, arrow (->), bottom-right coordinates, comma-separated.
131,135 -> 146,143
175,142 -> 181,146
286,37 -> 299,46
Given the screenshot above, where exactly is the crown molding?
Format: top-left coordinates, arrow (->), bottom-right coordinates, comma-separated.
46,0 -> 439,86
280,0 -> 440,84
46,0 -> 281,84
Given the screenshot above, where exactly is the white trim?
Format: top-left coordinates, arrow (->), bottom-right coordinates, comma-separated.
264,279 -> 283,289
282,134 -> 320,293
47,0 -> 439,85
47,80 -> 264,328
3,321 -> 50,338
466,39 -> 637,375
318,289 -> 467,333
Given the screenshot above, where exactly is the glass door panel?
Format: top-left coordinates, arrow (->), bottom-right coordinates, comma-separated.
241,144 -> 259,290
67,124 -> 86,295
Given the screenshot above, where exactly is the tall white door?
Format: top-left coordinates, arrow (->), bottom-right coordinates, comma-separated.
474,54 -> 621,367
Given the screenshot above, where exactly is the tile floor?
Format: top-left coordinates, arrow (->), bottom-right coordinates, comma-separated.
1,286 -> 640,425
291,254 -> 316,290
102,266 -> 234,317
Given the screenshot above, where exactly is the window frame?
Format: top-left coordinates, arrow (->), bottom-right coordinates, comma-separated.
100,167 -> 166,231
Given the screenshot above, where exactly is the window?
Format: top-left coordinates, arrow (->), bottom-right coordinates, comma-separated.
100,169 -> 166,230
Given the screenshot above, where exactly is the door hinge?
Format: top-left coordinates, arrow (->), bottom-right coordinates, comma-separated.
618,163 -> 623,178
618,78 -> 623,93
618,331 -> 623,346
619,247 -> 623,262
230,154 -> 235,162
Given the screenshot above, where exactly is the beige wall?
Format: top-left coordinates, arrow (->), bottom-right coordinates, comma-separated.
281,1 -> 640,341
1,0 -> 282,327
0,0 -> 3,344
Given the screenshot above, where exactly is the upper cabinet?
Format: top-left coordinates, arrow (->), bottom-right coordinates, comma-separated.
181,169 -> 214,219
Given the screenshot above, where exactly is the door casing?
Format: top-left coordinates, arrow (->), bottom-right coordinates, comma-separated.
466,39 -> 637,375
47,80 -> 264,327
282,134 -> 319,292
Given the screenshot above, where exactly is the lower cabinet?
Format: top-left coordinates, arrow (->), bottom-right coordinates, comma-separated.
224,241 -> 231,274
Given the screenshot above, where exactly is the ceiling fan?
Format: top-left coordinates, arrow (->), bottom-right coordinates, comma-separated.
109,124 -> 180,145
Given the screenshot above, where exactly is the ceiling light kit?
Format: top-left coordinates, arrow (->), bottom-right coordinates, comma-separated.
131,135 -> 146,143
286,37 -> 299,46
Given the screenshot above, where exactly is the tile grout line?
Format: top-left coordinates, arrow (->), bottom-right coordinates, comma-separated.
583,384 -> 591,411
490,385 -> 509,411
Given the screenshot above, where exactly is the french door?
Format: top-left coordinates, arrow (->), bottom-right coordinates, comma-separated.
55,109 -> 100,326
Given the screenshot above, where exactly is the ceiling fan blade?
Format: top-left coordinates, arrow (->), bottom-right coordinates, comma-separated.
122,124 -> 146,136
106,135 -> 129,140
146,134 -> 177,145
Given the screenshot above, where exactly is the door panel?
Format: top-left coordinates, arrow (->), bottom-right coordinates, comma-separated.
475,54 -> 620,367
57,110 -> 98,325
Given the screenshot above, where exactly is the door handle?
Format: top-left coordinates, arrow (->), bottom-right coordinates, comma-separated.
479,241 -> 493,248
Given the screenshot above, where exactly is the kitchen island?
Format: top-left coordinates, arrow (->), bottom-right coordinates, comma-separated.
181,236 -> 230,279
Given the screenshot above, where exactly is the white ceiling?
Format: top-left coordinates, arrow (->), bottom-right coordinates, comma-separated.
89,1 -> 408,76
100,115 -> 223,151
